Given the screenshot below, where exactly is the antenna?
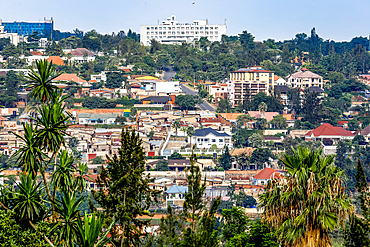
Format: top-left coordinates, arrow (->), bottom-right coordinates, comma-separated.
224,19 -> 227,26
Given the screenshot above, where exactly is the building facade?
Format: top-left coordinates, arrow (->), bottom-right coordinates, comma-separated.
1,18 -> 54,38
140,15 -> 226,46
286,68 -> 323,90
228,67 -> 274,107
190,128 -> 232,149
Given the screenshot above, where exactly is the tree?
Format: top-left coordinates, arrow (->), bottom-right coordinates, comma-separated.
169,152 -> 185,160
115,115 -> 127,125
250,148 -> 273,168
217,98 -> 232,113
25,59 -> 60,103
287,88 -> 301,115
150,39 -> 161,54
183,152 -> 206,232
219,146 -> 232,170
270,115 -> 287,129
344,160 -> 370,247
187,126 -> 195,147
157,206 -> 183,246
302,90 -> 322,125
259,147 -> 353,246
235,191 -> 256,208
172,120 -> 181,139
175,95 -> 200,110
348,120 -> 360,131
248,133 -> 264,148
106,71 -> 124,89
92,128 -> 158,246
156,160 -> 169,171
91,156 -> 103,164
4,70 -> 18,98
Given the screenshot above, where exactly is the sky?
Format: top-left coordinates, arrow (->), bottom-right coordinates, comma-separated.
1,0 -> 369,42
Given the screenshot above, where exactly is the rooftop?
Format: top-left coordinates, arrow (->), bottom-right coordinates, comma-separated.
305,123 -> 354,137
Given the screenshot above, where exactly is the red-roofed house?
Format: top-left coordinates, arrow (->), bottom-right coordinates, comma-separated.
47,56 -> 65,66
70,48 -> 95,63
252,168 -> 283,186
30,51 -> 44,56
305,123 -> 355,142
52,73 -> 87,85
337,120 -> 362,129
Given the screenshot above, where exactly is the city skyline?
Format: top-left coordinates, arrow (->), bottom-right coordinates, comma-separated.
1,0 -> 370,42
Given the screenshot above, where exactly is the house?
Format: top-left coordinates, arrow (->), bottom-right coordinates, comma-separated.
47,56 -> 65,66
141,96 -> 173,104
78,113 -> 118,125
89,89 -> 115,99
252,168 -> 283,186
274,85 -> 289,105
165,184 -> 188,207
70,48 -> 95,63
305,123 -> 355,143
52,73 -> 87,85
190,128 -> 232,149
274,75 -> 286,85
286,68 -> 323,90
358,125 -> 370,142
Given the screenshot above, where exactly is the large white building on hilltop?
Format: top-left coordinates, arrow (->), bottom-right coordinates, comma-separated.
140,15 -> 227,46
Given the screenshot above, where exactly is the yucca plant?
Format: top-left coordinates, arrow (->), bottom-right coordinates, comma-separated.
12,123 -> 45,177
77,213 -> 114,247
52,150 -> 76,194
259,147 -> 353,247
52,191 -> 84,247
24,59 -> 60,103
13,172 -> 47,223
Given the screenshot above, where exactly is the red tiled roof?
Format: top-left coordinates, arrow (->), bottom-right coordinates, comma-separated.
52,73 -> 87,83
47,56 -> 64,66
337,121 -> 348,125
254,168 -> 283,180
71,48 -> 94,56
31,51 -> 44,56
200,117 -> 221,123
305,123 -> 354,137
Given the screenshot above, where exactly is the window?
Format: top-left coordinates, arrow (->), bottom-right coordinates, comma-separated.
219,139 -> 223,142
212,139 -> 216,142
204,138 -> 208,142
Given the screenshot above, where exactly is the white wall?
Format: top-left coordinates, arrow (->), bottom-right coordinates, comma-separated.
156,81 -> 180,94
190,133 -> 232,149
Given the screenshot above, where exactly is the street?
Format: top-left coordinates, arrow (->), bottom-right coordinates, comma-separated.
180,84 -> 215,111
163,66 -> 176,81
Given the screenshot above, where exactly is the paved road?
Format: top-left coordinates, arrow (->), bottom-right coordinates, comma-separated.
180,84 -> 215,111
163,66 -> 176,81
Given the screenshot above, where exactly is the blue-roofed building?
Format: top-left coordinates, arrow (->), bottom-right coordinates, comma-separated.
190,128 -> 232,149
165,185 -> 188,207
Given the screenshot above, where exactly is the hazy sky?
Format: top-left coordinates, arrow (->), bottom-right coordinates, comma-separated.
1,0 -> 369,41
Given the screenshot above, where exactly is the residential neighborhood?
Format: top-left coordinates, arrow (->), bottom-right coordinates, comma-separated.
0,7 -> 370,246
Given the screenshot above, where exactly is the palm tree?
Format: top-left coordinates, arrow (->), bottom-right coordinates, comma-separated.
186,126 -> 195,148
24,59 -> 60,103
258,102 -> 267,118
172,120 -> 181,140
259,147 -> 353,247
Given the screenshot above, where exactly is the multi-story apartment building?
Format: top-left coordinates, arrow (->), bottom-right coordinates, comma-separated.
208,83 -> 228,102
285,68 -> 323,89
228,67 -> 274,107
140,15 -> 227,46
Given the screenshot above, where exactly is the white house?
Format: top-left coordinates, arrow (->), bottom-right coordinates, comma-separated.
78,113 -> 118,125
190,128 -> 232,149
165,185 -> 188,207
